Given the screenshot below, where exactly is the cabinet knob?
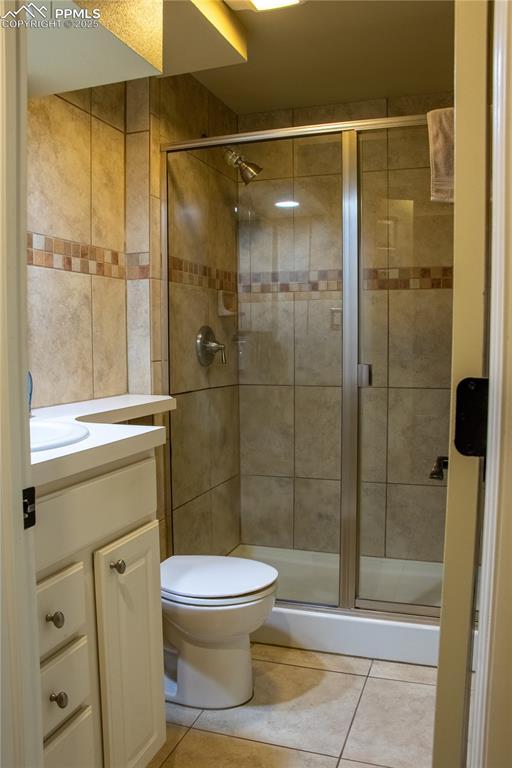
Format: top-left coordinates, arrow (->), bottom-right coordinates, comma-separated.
45,610 -> 65,629
49,691 -> 69,709
110,559 -> 126,574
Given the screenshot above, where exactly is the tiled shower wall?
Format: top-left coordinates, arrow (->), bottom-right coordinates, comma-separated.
27,84 -> 127,408
237,92 -> 453,563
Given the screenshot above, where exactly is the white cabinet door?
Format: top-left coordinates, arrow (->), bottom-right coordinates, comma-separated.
94,521 -> 165,768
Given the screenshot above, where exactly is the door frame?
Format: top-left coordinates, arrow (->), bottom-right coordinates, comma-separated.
0,3 -> 43,765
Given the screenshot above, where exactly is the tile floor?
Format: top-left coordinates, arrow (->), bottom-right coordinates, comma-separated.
148,643 -> 437,768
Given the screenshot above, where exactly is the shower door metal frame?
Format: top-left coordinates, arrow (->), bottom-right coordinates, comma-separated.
161,113 -> 442,621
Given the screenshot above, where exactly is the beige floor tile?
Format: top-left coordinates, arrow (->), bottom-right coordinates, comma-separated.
163,730 -> 337,767
252,644 -> 371,676
165,702 -> 202,727
370,660 -> 437,685
194,659 -> 364,757
146,723 -> 188,768
343,677 -> 435,768
339,762 -> 385,768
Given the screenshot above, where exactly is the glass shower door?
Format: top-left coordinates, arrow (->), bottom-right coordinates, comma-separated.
356,125 -> 454,614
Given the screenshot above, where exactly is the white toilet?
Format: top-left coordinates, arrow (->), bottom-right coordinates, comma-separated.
160,555 -> 278,709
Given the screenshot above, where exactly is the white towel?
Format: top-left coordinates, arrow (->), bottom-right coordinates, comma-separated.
427,107 -> 454,203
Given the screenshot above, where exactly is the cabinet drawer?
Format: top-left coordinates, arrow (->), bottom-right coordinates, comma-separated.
37,563 -> 86,659
41,636 -> 90,739
36,457 -> 157,572
44,706 -> 95,768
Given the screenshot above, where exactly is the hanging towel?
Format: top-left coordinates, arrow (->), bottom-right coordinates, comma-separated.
427,107 -> 454,203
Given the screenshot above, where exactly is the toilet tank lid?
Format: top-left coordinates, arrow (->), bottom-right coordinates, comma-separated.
160,556 -> 278,599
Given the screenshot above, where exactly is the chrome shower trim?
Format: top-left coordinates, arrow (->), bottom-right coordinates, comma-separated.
160,114 -> 427,153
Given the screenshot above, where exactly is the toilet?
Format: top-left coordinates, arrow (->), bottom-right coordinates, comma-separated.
160,555 -> 278,709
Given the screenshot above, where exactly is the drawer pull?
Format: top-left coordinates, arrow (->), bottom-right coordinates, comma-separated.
109,559 -> 126,574
45,610 -> 65,629
49,691 -> 69,709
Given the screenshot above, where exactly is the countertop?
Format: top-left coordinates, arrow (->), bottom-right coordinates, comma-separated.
31,394 -> 176,487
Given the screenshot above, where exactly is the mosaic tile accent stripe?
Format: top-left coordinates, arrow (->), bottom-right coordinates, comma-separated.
170,256 -> 237,291
237,267 -> 453,293
126,253 -> 150,280
27,232 -> 125,279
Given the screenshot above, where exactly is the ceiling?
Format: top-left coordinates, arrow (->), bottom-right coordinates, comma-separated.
194,0 -> 454,115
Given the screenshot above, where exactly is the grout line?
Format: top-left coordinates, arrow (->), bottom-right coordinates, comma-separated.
368,674 -> 437,687
337,672 -> 369,761
251,656 -> 370,679
337,755 -> 394,768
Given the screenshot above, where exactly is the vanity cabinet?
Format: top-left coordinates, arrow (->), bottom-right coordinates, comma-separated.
35,454 -> 165,768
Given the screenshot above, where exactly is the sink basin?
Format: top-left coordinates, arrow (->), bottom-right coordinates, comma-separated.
30,419 -> 90,453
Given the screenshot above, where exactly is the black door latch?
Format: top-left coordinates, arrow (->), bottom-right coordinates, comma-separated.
454,377 -> 489,457
23,486 -> 36,529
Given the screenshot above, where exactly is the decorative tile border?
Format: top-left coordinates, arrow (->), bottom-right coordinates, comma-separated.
363,266 -> 453,290
126,253 -> 150,280
170,256 -> 237,291
27,233 -> 125,278
237,266 -> 453,293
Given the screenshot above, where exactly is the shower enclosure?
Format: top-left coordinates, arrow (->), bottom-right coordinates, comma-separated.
164,114 -> 453,624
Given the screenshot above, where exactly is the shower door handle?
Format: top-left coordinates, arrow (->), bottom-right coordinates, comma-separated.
357,363 -> 372,387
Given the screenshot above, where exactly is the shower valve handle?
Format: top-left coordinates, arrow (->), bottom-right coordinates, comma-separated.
196,326 -> 228,366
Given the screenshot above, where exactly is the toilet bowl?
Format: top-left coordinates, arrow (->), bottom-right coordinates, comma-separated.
160,555 -> 278,709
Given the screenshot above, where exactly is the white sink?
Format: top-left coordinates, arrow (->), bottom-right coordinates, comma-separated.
30,419 -> 90,453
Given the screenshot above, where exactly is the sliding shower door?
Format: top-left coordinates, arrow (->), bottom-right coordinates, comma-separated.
237,134 -> 344,607
355,126 -> 454,615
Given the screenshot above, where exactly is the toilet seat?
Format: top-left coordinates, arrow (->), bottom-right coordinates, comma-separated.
160,555 -> 278,607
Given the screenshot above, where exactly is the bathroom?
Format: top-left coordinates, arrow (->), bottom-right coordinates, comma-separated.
1,0 -> 511,767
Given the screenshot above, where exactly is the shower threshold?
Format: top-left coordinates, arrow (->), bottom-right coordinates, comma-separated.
230,544 -> 442,609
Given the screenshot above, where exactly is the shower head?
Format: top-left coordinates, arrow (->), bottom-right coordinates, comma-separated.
224,148 -> 262,184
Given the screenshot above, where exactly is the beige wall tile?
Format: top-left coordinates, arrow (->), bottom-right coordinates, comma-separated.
358,129 -> 387,172
388,91 -> 453,117
92,276 -> 127,397
294,175 -> 343,271
211,476 -> 241,555
172,491 -> 213,555
239,297 -> 294,386
209,386 -> 239,487
240,385 -> 294,476
171,389 -> 211,507
27,267 -> 93,407
388,168 -> 453,267
239,178 -> 295,273
58,89 -> 91,112
150,194 -> 161,279
294,296 -> 342,386
295,386 -> 342,480
150,76 -> 160,118
168,152 -> 209,265
241,475 -> 293,548
206,94 -> 238,177
28,95 -> 91,243
386,485 -> 446,563
387,388 -> 450,485
150,278 -> 162,362
237,137 -> 293,182
293,98 -> 387,126
389,289 -> 453,388
127,279 -> 151,393
343,677 -> 435,768
169,282 -> 209,394
158,518 -> 167,562
91,82 -> 125,131
126,78 -> 149,133
238,109 -> 293,132
207,289 -> 238,388
91,117 -> 125,252
360,388 -> 388,483
294,478 -> 341,553
360,170 -> 388,269
360,290 -> 388,387
208,168 -> 237,272
293,135 -> 342,177
126,131 -> 150,254
160,74 -> 208,143
360,482 -> 386,557
150,114 -> 161,198
388,125 -> 430,170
